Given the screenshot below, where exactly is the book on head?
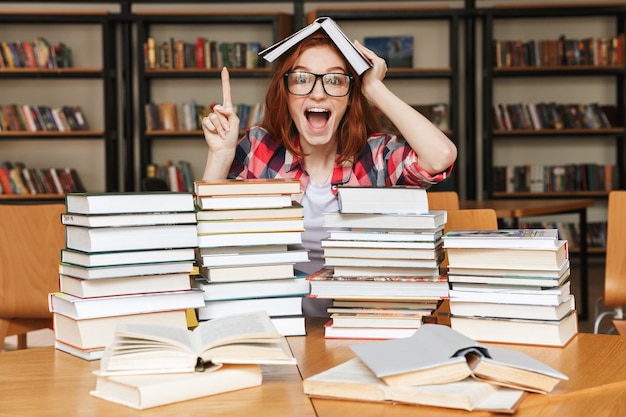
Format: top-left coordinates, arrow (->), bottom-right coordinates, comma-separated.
350,323 -> 568,394
98,311 -> 296,376
258,16 -> 372,75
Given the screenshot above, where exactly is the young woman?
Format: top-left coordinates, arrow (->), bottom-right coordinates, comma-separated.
202,32 -> 457,316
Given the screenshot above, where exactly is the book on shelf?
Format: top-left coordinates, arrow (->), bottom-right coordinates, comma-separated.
449,294 -> 576,321
195,194 -> 294,211
91,363 -> 262,410
64,224 -> 199,252
363,35 -> 413,68
58,260 -> 194,280
449,280 -> 572,306
198,263 -> 296,283
197,230 -> 302,248
445,241 -> 568,271
53,310 -> 189,351
328,228 -> 443,243
350,323 -> 568,393
450,311 -> 578,347
48,289 -> 205,320
323,210 -> 447,230
442,229 -> 560,249
198,246 -> 309,268
303,357 -> 525,413
336,185 -> 428,214
65,192 -> 195,215
59,272 -> 192,298
197,296 -> 303,321
259,16 -> 372,75
61,211 -> 197,228
195,203 -> 304,221
60,247 -> 196,268
98,311 -> 296,376
192,276 -> 309,302
196,217 -> 304,234
193,178 -> 301,196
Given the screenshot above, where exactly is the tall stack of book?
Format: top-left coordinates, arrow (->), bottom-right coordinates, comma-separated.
443,229 -> 578,346
49,192 -> 205,360
191,179 -> 310,336
311,186 -> 449,339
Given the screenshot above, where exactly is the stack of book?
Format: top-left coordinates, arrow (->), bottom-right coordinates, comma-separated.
311,186 -> 449,339
303,323 -> 568,413
443,229 -> 578,346
90,311 -> 296,410
191,179 -> 310,336
49,192 -> 205,360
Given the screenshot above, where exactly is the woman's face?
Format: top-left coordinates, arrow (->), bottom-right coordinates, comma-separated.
287,44 -> 350,149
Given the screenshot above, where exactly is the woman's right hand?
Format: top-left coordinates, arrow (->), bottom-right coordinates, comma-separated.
202,67 -> 240,153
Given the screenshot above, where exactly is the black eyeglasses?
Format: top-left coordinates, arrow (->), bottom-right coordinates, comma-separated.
284,71 -> 353,97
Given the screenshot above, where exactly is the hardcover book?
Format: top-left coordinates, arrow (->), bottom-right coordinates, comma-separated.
303,357 -> 525,413
259,16 -> 372,75
98,311 -> 296,376
350,323 -> 568,393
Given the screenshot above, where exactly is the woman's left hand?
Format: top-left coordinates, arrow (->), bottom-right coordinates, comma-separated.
353,40 -> 387,100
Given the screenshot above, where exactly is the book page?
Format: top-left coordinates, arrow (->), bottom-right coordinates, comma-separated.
195,311 -> 281,353
114,323 -> 196,354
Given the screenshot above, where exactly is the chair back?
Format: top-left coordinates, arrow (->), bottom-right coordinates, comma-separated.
603,191 -> 626,307
443,208 -> 498,234
427,191 -> 460,210
0,203 -> 65,348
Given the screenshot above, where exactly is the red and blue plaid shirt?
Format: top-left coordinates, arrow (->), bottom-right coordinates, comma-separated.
229,126 -> 453,193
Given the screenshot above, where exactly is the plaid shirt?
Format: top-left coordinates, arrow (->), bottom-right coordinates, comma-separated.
230,126 -> 453,193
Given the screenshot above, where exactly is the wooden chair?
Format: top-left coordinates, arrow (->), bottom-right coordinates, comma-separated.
594,191 -> 626,334
0,203 -> 66,350
427,191 -> 460,210
434,208 -> 499,325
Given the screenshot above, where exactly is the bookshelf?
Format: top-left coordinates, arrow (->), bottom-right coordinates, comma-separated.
481,4 -> 626,200
135,11 -> 294,189
304,6 -> 462,193
0,10 -> 119,198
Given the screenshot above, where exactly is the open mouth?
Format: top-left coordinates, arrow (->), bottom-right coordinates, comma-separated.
306,108 -> 330,129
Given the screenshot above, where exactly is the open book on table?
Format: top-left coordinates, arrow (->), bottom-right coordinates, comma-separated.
303,357 -> 526,413
350,324 -> 568,394
99,311 -> 296,376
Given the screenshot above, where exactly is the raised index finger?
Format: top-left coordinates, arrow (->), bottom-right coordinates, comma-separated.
221,67 -> 233,109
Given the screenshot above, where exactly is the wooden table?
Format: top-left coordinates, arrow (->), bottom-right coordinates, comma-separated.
460,198 -> 595,320
290,318 -> 626,417
1,318 -> 626,416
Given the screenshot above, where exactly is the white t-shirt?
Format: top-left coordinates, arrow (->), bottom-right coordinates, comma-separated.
296,180 -> 338,317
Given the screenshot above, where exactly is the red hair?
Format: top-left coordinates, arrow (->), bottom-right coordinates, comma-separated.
261,33 -> 381,163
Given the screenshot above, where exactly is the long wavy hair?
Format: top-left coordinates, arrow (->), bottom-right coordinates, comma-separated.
261,32 -> 381,163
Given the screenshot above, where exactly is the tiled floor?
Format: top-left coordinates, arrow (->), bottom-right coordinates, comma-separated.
1,257 -> 614,352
